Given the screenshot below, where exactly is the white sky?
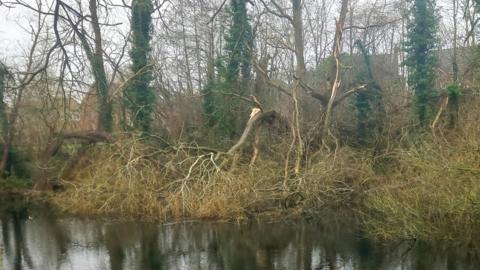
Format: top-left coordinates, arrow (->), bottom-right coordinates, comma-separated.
0,6 -> 35,63
0,0 -> 129,66
0,0 -> 468,66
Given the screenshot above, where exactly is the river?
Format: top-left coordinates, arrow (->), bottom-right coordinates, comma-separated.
0,198 -> 478,270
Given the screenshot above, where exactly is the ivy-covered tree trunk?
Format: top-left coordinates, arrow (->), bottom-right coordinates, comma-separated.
354,40 -> 385,144
201,25 -> 216,128
225,0 -> 253,81
0,64 -> 8,140
126,0 -> 154,133
447,0 -> 460,128
0,64 -> 8,179
404,0 -> 439,126
203,0 -> 254,139
89,0 -> 113,132
0,63 -> 27,179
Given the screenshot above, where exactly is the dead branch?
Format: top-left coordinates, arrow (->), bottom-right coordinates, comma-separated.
322,0 -> 349,141
322,20 -> 344,140
332,84 -> 368,107
431,96 -> 449,130
258,0 -> 294,24
207,0 -> 228,24
253,60 -> 292,98
227,110 -> 279,155
249,128 -> 261,167
292,80 -> 303,175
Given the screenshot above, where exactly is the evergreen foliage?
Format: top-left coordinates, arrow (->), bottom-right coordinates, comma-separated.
201,78 -> 216,127
126,0 -> 155,133
403,0 -> 439,126
202,0 -> 253,139
0,63 -> 8,138
225,0 -> 253,81
354,40 -> 384,144
446,82 -> 460,128
0,64 -> 29,180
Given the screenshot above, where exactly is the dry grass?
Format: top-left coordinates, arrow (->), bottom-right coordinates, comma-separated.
50,98 -> 480,243
50,133 -> 378,221
299,147 -> 377,209
363,105 -> 480,242
50,135 -> 288,220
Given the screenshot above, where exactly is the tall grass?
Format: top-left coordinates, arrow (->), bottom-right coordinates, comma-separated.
51,135 -> 286,220
50,134 -> 378,221
363,103 -> 480,242
51,98 -> 480,242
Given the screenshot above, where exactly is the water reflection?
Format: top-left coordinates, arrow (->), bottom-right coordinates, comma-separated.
0,204 -> 479,270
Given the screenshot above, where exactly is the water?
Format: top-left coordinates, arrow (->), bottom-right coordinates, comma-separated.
0,200 -> 478,270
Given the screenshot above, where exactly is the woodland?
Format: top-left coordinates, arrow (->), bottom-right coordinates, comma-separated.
0,0 -> 479,242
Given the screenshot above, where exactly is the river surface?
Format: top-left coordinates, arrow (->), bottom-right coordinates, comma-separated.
0,199 -> 479,270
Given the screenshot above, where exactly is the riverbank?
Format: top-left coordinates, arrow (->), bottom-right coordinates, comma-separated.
40,114 -> 480,244
0,97 -> 476,244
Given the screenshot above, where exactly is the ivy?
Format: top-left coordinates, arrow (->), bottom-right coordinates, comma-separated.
403,0 -> 440,126
354,40 -> 384,144
202,0 -> 254,139
125,0 -> 155,134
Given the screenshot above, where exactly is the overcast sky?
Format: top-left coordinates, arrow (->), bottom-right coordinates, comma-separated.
0,0 -> 129,66
0,6 -> 34,63
0,0 -> 466,66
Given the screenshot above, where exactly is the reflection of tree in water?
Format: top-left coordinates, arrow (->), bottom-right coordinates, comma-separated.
104,224 -> 126,270
139,224 -> 164,269
211,222 -> 290,270
102,222 -> 167,270
1,203 -> 33,270
0,200 -> 70,270
3,203 -> 480,270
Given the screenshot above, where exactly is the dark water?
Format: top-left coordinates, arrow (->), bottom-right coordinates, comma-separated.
0,200 -> 479,270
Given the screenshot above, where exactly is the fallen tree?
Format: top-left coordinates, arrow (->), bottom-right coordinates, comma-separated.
35,131 -> 112,189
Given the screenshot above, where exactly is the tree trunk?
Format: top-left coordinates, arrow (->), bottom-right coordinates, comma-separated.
322,0 -> 349,140
292,0 -> 306,78
452,0 -> 459,82
180,1 -> 194,94
89,0 -> 113,132
0,65 -> 9,179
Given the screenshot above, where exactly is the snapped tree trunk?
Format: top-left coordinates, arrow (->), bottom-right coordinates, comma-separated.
322,0 -> 349,141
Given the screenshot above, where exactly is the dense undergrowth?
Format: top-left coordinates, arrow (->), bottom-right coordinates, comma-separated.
49,133 -> 377,220
363,114 -> 480,243
47,98 -> 480,243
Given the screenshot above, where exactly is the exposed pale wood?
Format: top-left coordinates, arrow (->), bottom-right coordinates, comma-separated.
322,0 -> 349,141
227,110 -> 279,155
431,96 -> 449,130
